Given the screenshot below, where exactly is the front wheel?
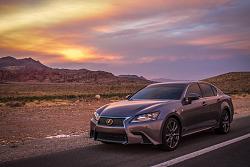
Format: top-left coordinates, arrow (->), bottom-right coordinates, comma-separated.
215,111 -> 230,134
160,117 -> 181,151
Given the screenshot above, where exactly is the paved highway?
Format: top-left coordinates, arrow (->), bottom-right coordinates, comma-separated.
1,116 -> 250,167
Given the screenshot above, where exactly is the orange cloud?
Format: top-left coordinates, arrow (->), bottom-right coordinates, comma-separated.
0,1 -> 114,34
0,0 -> 123,63
186,34 -> 250,51
0,0 -> 133,64
0,30 -> 120,63
187,35 -> 235,45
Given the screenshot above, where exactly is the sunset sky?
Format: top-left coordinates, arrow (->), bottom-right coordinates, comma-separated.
0,0 -> 249,80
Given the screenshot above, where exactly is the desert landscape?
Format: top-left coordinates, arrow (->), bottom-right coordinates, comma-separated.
1,1 -> 249,166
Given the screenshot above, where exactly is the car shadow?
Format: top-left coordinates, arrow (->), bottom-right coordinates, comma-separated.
91,129 -> 216,151
92,107 -> 249,155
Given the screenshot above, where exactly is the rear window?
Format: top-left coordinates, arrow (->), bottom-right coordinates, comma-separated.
199,83 -> 215,97
186,83 -> 202,97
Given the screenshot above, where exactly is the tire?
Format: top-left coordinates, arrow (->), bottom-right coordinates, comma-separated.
101,141 -> 112,144
160,117 -> 181,151
215,110 -> 230,134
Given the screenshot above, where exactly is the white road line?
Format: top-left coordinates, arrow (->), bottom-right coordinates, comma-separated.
151,133 -> 250,167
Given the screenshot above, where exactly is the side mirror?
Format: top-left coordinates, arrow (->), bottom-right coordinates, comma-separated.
125,94 -> 131,100
183,93 -> 200,105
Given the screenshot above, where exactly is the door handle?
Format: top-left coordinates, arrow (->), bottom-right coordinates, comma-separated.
202,101 -> 207,106
217,98 -> 221,102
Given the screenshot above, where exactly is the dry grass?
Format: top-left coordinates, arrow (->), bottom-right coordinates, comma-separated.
0,83 -> 146,97
204,72 -> 250,94
232,94 -> 250,114
0,83 -> 147,103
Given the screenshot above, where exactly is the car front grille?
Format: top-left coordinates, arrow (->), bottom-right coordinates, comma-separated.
96,132 -> 127,143
98,117 -> 125,127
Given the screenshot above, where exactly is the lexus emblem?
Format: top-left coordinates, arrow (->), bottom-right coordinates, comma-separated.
106,119 -> 113,126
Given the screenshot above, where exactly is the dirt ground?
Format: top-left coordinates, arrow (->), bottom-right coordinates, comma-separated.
0,95 -> 249,146
0,99 -> 111,146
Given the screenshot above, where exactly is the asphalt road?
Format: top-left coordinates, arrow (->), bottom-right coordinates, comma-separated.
1,116 -> 250,167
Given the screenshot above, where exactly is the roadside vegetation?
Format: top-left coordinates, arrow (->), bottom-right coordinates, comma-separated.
0,83 -> 146,103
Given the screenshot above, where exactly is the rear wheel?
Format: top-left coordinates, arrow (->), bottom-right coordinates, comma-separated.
101,141 -> 112,144
215,110 -> 230,134
161,117 -> 181,151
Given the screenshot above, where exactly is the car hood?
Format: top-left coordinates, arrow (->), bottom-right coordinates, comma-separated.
99,100 -> 174,117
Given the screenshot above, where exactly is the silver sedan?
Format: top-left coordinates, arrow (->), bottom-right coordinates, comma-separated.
90,81 -> 234,151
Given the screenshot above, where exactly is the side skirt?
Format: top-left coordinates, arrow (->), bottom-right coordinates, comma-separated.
182,126 -> 215,137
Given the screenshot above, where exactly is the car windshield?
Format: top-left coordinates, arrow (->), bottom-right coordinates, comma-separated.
130,84 -> 187,100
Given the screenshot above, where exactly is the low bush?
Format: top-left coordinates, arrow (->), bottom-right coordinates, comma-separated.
5,101 -> 25,107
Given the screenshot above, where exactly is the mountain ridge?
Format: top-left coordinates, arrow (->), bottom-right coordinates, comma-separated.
0,56 -> 151,84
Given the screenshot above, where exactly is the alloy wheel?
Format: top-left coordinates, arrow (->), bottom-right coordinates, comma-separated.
162,118 -> 181,150
222,112 -> 230,133
215,111 -> 230,134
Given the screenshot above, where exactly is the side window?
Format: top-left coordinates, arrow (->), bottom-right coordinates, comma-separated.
211,85 -> 217,96
186,83 -> 202,97
199,83 -> 214,97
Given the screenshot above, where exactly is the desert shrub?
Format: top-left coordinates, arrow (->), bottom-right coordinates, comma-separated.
95,95 -> 101,100
6,101 -> 25,107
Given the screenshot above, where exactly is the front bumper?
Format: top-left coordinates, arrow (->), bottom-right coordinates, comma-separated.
90,117 -> 163,145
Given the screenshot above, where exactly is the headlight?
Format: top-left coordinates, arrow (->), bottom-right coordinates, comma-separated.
93,112 -> 100,121
131,111 -> 160,123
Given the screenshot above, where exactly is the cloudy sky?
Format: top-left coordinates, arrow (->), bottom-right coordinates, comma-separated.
0,0 -> 249,80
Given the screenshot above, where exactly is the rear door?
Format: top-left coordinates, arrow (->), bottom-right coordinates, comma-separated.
210,85 -> 221,122
198,83 -> 219,127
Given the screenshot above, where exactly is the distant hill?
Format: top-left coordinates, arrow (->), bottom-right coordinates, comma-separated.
203,72 -> 250,94
0,56 -> 48,70
0,56 -> 151,84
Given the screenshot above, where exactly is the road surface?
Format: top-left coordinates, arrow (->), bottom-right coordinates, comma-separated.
1,116 -> 250,167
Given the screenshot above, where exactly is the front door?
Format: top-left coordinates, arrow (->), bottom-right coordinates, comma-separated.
181,83 -> 206,133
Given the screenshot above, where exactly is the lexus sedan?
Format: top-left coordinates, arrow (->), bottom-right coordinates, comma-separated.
90,81 -> 234,151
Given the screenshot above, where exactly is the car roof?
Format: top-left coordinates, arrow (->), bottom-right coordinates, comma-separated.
148,80 -> 211,86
